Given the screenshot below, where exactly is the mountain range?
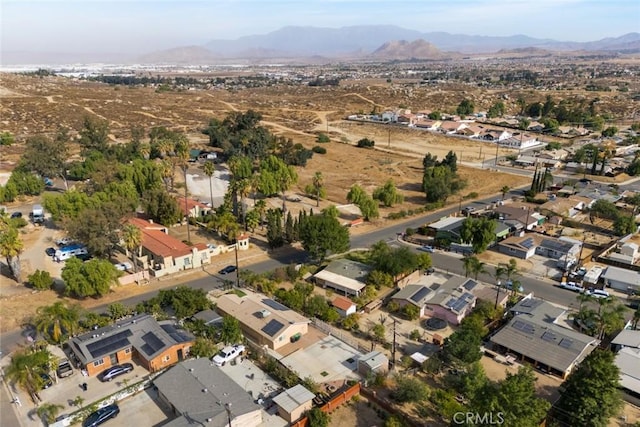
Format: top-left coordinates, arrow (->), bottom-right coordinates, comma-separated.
3,25 -> 639,65
139,25 -> 640,63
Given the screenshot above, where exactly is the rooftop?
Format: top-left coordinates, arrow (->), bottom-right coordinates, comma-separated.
616,347 -> 640,394
603,266 -> 640,286
332,295 -> 356,311
428,216 -> 465,231
272,384 -> 315,413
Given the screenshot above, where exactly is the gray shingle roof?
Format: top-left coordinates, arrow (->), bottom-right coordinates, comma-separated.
69,314 -> 194,364
272,385 -> 315,413
490,313 -> 597,373
153,358 -> 261,427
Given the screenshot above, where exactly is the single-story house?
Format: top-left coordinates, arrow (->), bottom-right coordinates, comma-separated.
538,149 -> 569,160
427,216 -> 466,242
615,347 -> 640,397
313,259 -> 372,297
480,129 -> 512,141
154,358 -> 263,427
332,296 -> 357,317
540,197 -> 589,217
535,237 -> 581,265
176,196 -> 212,219
498,235 -> 539,259
414,119 -> 441,131
127,217 -> 213,277
272,384 -> 315,423
490,298 -> 598,379
611,330 -> 640,353
391,284 -> 433,317
191,309 -> 223,326
608,242 -> 640,265
493,205 -> 543,230
439,120 -> 467,134
357,351 -> 389,377
216,292 -> 310,350
602,266 -> 640,294
423,277 -> 478,325
68,314 -> 194,377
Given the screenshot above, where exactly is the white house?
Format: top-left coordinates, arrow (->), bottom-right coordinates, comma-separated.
332,296 -> 357,317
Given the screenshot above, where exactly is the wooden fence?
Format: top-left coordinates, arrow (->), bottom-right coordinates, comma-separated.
290,382 -> 361,427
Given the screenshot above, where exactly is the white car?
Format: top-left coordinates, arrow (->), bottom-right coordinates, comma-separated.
584,288 -> 610,299
560,282 -> 583,292
55,237 -> 73,246
212,344 -> 245,367
114,262 -> 132,271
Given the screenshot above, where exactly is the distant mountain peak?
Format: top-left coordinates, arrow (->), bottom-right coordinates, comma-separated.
370,39 -> 445,59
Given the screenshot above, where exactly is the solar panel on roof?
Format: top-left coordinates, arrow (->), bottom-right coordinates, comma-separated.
463,280 -> 477,291
410,287 -> 431,303
521,238 -> 534,249
461,292 -> 474,301
160,324 -> 192,343
86,330 -> 133,359
512,320 -> 526,330
541,331 -> 556,342
261,319 -> 285,337
430,283 -> 441,291
262,299 -> 290,311
445,298 -> 456,308
559,338 -> 573,349
523,324 -> 535,334
452,300 -> 468,312
520,300 -> 534,307
141,332 -> 165,355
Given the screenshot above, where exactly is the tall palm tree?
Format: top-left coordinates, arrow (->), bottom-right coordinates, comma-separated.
235,178 -> 251,228
5,347 -> 52,403
33,302 -> 81,344
312,171 -> 324,207
37,403 -> 65,424
0,220 -> 24,282
159,159 -> 173,190
500,185 -> 510,201
254,199 -> 267,230
470,257 -> 486,280
121,223 -> 142,278
174,136 -> 191,244
202,161 -> 216,207
462,255 -> 474,278
493,264 -> 507,309
137,142 -> 151,160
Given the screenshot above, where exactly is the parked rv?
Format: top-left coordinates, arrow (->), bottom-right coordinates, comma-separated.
54,244 -> 88,262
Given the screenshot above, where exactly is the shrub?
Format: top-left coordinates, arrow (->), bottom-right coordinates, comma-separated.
357,138 -> 375,148
312,146 -> 327,154
316,133 -> 330,143
28,270 -> 54,291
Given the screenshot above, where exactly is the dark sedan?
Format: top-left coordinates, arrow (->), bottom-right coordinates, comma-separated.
218,265 -> 237,275
83,404 -> 120,427
45,247 -> 56,257
99,363 -> 133,382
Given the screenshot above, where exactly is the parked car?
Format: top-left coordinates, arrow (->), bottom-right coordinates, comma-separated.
56,359 -> 74,379
55,237 -> 73,246
560,282 -> 583,292
45,247 -> 56,257
100,363 -> 134,382
39,372 -> 53,389
75,253 -> 93,262
114,262 -> 132,271
83,404 -> 120,427
218,265 -> 237,275
419,245 -> 435,253
424,267 -> 436,275
504,280 -> 524,293
585,288 -> 610,299
212,344 -> 245,367
10,211 -> 22,219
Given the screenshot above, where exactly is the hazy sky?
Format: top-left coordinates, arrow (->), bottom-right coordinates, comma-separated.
2,0 -> 639,55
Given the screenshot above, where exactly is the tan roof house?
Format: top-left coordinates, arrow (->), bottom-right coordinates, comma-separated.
216,292 -> 310,350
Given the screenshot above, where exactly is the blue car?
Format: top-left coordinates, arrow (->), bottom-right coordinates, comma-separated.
504,280 -> 524,293
218,265 -> 237,275
83,404 -> 119,427
419,245 -> 435,253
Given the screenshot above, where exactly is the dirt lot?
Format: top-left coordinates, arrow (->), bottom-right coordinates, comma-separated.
328,397 -> 385,427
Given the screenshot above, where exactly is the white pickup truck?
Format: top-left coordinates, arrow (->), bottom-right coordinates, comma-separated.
56,359 -> 74,378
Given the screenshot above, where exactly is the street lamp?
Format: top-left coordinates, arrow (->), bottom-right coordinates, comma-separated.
494,280 -> 502,309
225,402 -> 232,427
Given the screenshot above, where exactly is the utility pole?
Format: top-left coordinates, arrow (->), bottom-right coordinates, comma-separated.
494,141 -> 500,166
494,281 -> 502,309
235,240 -> 241,288
391,318 -> 397,369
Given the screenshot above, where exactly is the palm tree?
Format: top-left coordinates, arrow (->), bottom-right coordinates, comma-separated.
235,178 -> 251,228
37,403 -> 65,424
493,264 -> 507,309
254,199 -> 267,230
312,171 -> 324,207
5,348 -> 52,403
0,218 -> 24,282
137,143 -> 151,160
500,185 -> 510,201
174,136 -> 191,244
202,161 -> 216,207
121,223 -> 142,279
33,302 -> 81,344
462,255 -> 474,278
159,159 -> 173,190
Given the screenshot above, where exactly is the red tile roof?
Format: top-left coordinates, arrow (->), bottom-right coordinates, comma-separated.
127,218 -> 194,259
177,197 -> 208,216
332,296 -> 356,311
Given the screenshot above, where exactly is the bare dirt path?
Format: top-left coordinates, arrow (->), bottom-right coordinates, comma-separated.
339,92 -> 384,107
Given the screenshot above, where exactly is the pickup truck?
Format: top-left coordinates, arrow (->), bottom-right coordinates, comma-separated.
56,359 -> 74,379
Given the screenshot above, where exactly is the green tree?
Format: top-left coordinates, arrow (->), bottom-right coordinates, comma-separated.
373,179 -> 404,207
316,133 -> 330,143
367,270 -> 394,289
601,126 -> 618,137
460,217 -> 496,254
456,99 -> 475,116
78,115 -> 110,154
614,215 -> 637,236
552,349 -> 622,427
0,131 -> 15,146
392,375 -> 430,403
402,304 -> 420,320
307,407 -> 330,427
121,223 -> 142,276
107,302 -> 131,321
61,258 -> 119,298
500,185 -> 510,200
299,214 -> 350,262
202,161 -> 216,206
189,337 -> 218,358
0,214 -> 24,282
20,131 -> 70,190
245,209 -> 260,232
27,270 -> 54,291
441,325 -> 483,365
518,118 -> 531,130
259,155 -> 298,212
321,205 -> 339,218
311,171 -> 324,207
356,138 -> 375,148
33,302 -> 81,344
36,403 -> 65,425
462,255 -> 486,280
5,348 -> 53,402
220,315 -> 243,345
265,208 -> 284,248
144,188 -> 182,225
